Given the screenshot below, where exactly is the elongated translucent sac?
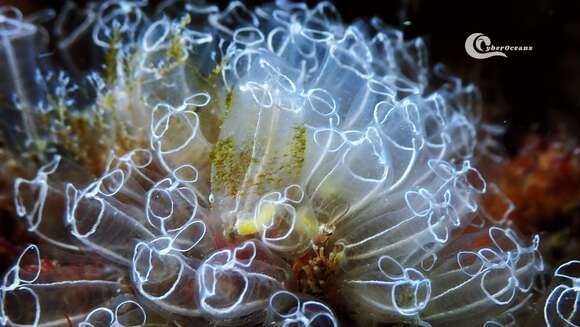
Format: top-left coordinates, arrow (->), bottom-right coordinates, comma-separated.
341,254 -> 432,325
14,155 -> 93,252
197,240 -> 290,324
544,260 -> 580,327
66,168 -> 156,265
149,98 -> 213,181
422,227 -> 543,326
266,291 -> 338,327
66,148 -> 213,265
131,238 -> 202,318
0,6 -> 45,148
335,158 -> 485,264
248,184 -> 318,255
64,154 -> 155,258
138,16 -> 216,184
0,245 -> 127,326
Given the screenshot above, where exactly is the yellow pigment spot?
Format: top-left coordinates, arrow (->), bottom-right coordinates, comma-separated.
225,89 -> 235,111
102,94 -> 117,110
295,206 -> 318,237
208,63 -> 223,86
168,15 -> 191,62
105,27 -> 121,85
288,126 -> 307,172
236,220 -> 258,236
235,203 -> 320,238
236,202 -> 276,236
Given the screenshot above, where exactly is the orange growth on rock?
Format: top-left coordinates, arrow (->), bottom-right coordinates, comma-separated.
484,134 -> 580,234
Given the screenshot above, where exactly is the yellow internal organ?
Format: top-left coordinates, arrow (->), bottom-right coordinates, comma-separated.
295,206 -> 318,237
235,203 -> 319,237
236,203 -> 275,236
